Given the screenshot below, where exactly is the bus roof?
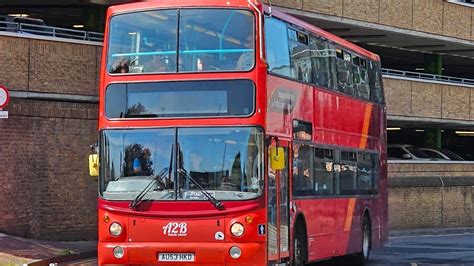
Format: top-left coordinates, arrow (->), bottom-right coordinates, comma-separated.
265,5 -> 380,62
107,0 -> 379,62
108,0 -> 256,15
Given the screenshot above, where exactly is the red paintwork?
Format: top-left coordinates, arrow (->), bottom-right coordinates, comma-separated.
97,1 -> 387,265
98,205 -> 268,265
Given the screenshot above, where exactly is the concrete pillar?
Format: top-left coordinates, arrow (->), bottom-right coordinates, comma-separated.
424,54 -> 442,75
84,5 -> 107,32
425,128 -> 442,149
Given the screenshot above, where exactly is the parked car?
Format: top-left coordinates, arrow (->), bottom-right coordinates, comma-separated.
13,17 -> 53,36
0,15 -> 17,32
387,144 -> 433,160
419,148 -> 465,161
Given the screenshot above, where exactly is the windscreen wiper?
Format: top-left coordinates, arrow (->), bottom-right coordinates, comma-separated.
129,145 -> 173,210
178,168 -> 225,210
129,167 -> 169,210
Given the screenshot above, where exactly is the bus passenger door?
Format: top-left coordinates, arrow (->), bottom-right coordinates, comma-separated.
268,139 -> 290,263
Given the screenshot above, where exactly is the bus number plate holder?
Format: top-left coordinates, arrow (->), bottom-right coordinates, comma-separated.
158,253 -> 195,262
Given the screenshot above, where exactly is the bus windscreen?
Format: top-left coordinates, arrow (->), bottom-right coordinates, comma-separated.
100,127 -> 264,201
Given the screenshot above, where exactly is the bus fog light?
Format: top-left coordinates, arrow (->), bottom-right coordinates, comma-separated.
109,222 -> 122,237
113,246 -> 124,259
230,222 -> 244,237
229,246 -> 241,259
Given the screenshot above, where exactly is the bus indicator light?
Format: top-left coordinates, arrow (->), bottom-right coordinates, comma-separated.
245,215 -> 253,224
104,214 -> 110,223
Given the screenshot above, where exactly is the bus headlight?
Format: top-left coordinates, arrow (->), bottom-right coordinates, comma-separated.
109,222 -> 122,237
113,246 -> 124,259
229,246 -> 242,259
230,222 -> 245,237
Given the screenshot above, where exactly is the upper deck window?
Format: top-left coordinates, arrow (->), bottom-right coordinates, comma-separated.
107,9 -> 255,74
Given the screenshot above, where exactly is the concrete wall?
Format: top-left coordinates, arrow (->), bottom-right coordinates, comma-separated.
0,35 -> 101,95
384,77 -> 474,122
0,34 -> 100,241
274,0 -> 474,41
388,163 -> 474,229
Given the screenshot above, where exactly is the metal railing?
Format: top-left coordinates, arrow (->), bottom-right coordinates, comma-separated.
0,21 -> 103,42
382,68 -> 474,86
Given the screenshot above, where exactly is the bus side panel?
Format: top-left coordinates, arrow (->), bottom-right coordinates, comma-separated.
295,197 -> 386,262
344,198 -> 375,255
314,89 -> 377,149
293,198 -> 337,261
266,75 -> 381,152
266,75 -> 311,138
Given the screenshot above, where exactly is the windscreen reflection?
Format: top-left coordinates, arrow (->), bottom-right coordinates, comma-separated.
100,127 -> 264,201
177,127 -> 263,200
101,128 -> 175,201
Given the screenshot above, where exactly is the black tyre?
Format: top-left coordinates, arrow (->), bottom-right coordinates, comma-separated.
293,224 -> 307,266
355,215 -> 371,265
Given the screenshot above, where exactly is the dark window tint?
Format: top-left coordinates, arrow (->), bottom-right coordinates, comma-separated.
293,144 -> 313,196
339,151 -> 357,195
441,149 -> 464,160
422,150 -> 444,159
336,49 -> 354,95
371,154 -> 379,192
314,148 -> 334,195
353,57 -> 370,100
405,146 -> 430,158
309,36 -> 336,90
357,152 -> 373,193
369,60 -> 384,103
288,28 -> 312,83
106,80 -> 254,118
293,120 -> 312,141
265,17 -> 291,77
387,147 -> 406,159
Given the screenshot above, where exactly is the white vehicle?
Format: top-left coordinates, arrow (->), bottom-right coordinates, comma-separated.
387,144 -> 433,161
419,148 -> 464,161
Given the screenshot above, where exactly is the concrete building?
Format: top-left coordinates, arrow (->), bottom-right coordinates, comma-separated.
0,0 -> 473,240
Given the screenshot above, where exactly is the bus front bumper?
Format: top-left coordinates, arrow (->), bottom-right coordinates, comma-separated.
98,241 -> 266,265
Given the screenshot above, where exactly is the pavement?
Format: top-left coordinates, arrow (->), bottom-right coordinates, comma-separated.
389,227 -> 474,237
0,233 -> 96,266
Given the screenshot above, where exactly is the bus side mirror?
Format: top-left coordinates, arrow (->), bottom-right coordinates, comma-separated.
89,154 -> 99,177
270,146 -> 285,170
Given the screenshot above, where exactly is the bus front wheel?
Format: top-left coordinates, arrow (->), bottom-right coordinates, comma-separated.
293,224 -> 307,266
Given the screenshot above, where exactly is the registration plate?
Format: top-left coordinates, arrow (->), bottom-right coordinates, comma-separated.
158,253 -> 195,262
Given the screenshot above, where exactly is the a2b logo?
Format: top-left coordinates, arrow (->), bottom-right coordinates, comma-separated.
163,222 -> 187,236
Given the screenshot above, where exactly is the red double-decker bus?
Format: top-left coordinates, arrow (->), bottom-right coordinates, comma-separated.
90,0 -> 387,265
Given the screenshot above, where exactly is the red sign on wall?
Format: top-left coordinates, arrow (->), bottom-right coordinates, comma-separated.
0,86 -> 10,109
